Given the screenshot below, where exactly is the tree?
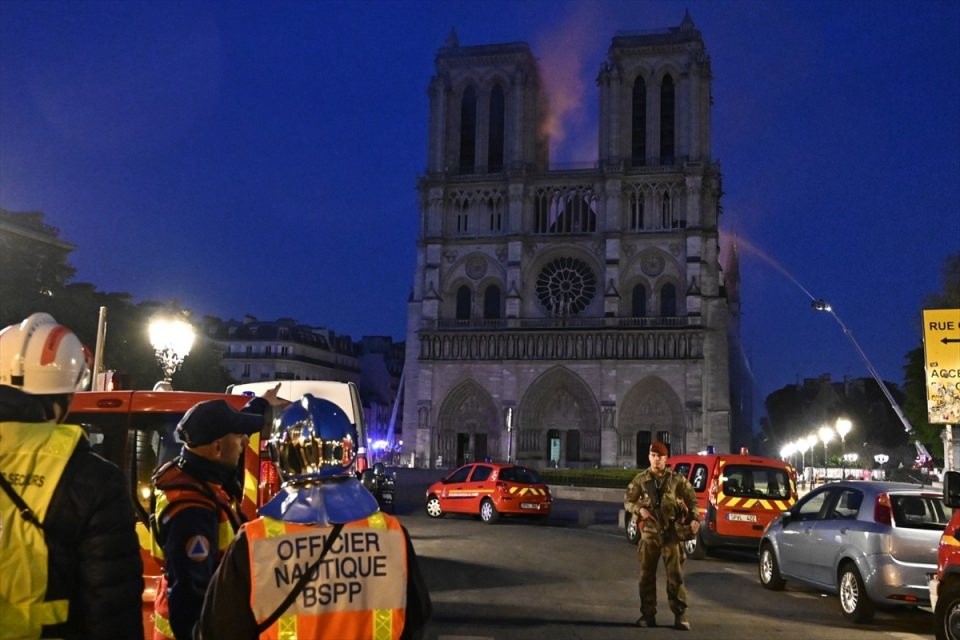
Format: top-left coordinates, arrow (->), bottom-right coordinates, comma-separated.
1,208 -> 237,391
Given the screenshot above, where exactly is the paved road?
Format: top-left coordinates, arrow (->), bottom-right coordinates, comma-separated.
389,467 -> 935,640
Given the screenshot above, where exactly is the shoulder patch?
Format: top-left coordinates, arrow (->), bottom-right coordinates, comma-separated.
185,535 -> 211,561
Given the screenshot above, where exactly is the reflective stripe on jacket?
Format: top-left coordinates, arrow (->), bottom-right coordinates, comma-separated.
151,464 -> 243,640
245,512 -> 408,640
0,422 -> 83,638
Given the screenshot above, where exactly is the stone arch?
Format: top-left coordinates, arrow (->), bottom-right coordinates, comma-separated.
441,252 -> 505,320
618,376 -> 685,466
517,367 -> 601,467
436,379 -> 500,466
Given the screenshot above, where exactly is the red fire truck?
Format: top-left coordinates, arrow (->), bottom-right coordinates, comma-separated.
65,381 -> 369,636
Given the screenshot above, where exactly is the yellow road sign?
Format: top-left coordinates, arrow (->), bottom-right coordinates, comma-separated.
923,308 -> 960,424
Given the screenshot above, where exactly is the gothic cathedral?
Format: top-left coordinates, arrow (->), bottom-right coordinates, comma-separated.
403,14 -> 744,469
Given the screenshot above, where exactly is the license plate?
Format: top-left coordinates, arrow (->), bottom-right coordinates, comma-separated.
727,513 -> 757,522
520,502 -> 540,509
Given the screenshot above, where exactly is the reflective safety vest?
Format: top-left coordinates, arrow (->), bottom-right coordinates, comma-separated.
246,512 -> 408,640
151,464 -> 244,640
0,421 -> 84,638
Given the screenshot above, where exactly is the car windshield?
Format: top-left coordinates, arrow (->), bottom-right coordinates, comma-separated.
722,465 -> 790,499
891,494 -> 951,530
498,466 -> 543,484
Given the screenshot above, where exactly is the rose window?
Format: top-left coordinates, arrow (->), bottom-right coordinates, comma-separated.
535,257 -> 597,316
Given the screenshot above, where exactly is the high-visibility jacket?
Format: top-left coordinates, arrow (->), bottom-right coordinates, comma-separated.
245,511 -> 408,640
0,422 -> 83,638
151,463 -> 244,640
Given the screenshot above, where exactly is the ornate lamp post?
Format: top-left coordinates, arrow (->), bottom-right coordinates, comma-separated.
780,442 -> 796,467
819,424 -> 835,474
795,438 -> 811,486
874,453 -> 890,480
843,452 -> 859,478
835,418 -> 852,477
148,316 -> 195,390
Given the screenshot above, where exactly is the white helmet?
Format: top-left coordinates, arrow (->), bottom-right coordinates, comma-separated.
0,313 -> 91,394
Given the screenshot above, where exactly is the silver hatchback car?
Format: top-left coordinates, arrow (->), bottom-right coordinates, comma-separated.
758,480 -> 949,622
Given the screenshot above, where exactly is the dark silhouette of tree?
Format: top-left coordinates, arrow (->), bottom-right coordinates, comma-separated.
0,209 -> 235,391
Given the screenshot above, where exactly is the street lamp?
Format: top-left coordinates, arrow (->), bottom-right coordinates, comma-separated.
148,316 -> 195,390
874,453 -> 890,480
780,442 -> 796,464
843,452 -> 859,478
819,424 -> 834,471
795,437 -> 811,486
835,418 -> 852,477
811,299 -> 912,434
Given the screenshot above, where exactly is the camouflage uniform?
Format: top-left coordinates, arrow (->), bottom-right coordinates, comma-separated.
624,468 -> 699,621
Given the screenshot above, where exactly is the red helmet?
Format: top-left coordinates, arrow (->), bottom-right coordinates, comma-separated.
0,313 -> 91,394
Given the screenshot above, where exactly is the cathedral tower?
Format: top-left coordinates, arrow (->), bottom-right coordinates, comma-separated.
403,14 -> 737,469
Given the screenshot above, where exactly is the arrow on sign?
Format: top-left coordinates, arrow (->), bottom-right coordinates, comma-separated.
942,337 -> 960,344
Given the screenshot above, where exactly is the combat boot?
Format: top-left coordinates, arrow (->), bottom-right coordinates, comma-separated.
635,616 -> 656,627
673,613 -> 690,630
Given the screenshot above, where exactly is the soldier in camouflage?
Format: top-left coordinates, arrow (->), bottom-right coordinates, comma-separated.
623,440 -> 700,631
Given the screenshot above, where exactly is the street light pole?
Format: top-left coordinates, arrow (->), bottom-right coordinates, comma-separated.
835,418 -> 852,478
819,424 -> 834,475
812,300 -> 913,433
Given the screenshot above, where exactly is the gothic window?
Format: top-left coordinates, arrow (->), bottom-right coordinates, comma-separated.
659,75 -> 675,163
632,77 -> 646,167
487,196 -> 501,232
660,283 -> 677,317
483,285 -> 501,319
632,284 -> 647,317
456,285 -> 472,321
534,187 -> 598,234
628,189 -> 644,230
488,85 -> 505,172
661,192 -> 672,228
535,256 -> 597,316
456,198 -> 469,234
459,86 -> 477,174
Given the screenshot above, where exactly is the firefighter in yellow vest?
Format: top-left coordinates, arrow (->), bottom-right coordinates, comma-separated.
0,313 -> 144,639
151,397 -> 274,640
197,394 -> 432,639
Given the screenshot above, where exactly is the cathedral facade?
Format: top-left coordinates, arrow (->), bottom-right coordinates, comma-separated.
402,14 -> 741,469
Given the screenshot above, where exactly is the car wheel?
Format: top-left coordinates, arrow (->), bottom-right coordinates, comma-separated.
686,529 -> 707,560
758,542 -> 785,590
626,515 -> 639,544
838,562 -> 875,623
934,580 -> 960,640
425,495 -> 444,518
480,498 -> 500,524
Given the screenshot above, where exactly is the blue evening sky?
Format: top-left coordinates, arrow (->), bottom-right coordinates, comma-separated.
1,0 -> 958,424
